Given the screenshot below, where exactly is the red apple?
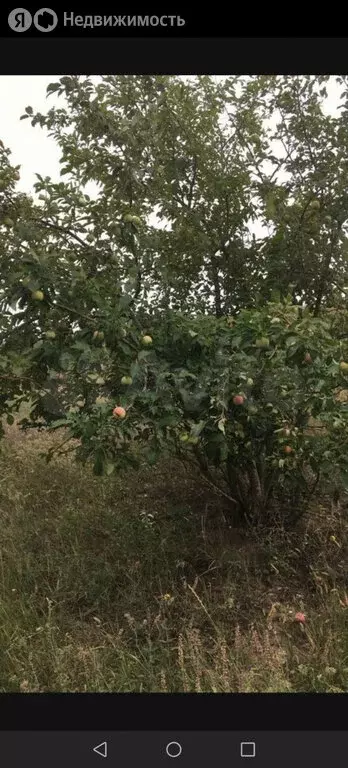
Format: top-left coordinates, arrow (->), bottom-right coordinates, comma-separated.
113,406 -> 126,418
233,395 -> 245,406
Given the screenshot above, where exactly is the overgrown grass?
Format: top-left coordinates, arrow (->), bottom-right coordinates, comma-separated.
1,419 -> 348,692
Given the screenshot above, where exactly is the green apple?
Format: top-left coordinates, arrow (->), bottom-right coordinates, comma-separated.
31,290 -> 44,301
255,337 -> 270,348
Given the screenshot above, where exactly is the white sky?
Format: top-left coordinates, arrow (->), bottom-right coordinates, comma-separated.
0,76 -> 63,192
0,75 -> 343,197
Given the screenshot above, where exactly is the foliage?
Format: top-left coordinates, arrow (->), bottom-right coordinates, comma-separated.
2,76 -> 348,525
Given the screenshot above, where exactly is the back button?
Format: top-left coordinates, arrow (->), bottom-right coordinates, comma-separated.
93,741 -> 108,758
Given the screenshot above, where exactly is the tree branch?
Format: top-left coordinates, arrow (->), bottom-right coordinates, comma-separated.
187,156 -> 197,210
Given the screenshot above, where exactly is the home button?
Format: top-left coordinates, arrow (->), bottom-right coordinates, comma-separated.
166,741 -> 182,758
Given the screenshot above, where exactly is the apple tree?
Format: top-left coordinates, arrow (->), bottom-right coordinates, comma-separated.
2,76 -> 348,525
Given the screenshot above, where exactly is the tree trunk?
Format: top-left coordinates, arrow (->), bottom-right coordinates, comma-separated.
210,254 -> 223,318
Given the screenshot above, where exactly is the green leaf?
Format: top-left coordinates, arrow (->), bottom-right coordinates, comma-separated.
47,83 -> 61,94
285,335 -> 298,347
119,342 -> 134,356
73,341 -> 90,352
59,352 -> 74,371
191,420 -> 206,437
130,362 -> 141,379
138,350 -> 152,362
119,294 -> 133,310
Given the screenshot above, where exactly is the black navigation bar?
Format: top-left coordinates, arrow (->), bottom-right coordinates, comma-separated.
0,731 -> 346,767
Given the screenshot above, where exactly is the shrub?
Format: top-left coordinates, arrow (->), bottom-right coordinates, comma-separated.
3,299 -> 347,527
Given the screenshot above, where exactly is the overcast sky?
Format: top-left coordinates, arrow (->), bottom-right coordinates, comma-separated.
0,76 -> 63,192
0,75 -> 343,197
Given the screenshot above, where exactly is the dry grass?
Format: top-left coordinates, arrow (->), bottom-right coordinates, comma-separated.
0,417 -> 348,692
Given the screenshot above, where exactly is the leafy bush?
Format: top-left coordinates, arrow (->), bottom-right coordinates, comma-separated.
2,289 -> 348,526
